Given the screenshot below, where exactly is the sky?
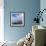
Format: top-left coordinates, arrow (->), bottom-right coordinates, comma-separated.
11,13 -> 23,22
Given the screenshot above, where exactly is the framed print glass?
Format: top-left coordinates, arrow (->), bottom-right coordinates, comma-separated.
10,12 -> 25,27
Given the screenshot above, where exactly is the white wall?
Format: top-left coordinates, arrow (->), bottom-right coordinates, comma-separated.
40,0 -> 46,45
0,0 -> 4,42
40,0 -> 46,27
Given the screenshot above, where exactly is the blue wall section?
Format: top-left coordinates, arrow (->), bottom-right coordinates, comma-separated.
4,0 -> 40,42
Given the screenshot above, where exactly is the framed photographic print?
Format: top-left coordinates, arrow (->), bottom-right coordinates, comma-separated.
10,12 -> 25,27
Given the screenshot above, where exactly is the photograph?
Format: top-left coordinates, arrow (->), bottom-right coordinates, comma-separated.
10,12 -> 25,26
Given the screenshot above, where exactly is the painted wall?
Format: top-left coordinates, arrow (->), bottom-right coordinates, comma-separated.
40,0 -> 46,45
4,0 -> 40,42
40,0 -> 46,27
0,0 -> 4,42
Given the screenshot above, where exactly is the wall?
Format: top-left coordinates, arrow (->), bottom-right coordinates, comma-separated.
40,0 -> 46,27
40,0 -> 46,45
0,0 -> 4,42
4,0 -> 40,42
